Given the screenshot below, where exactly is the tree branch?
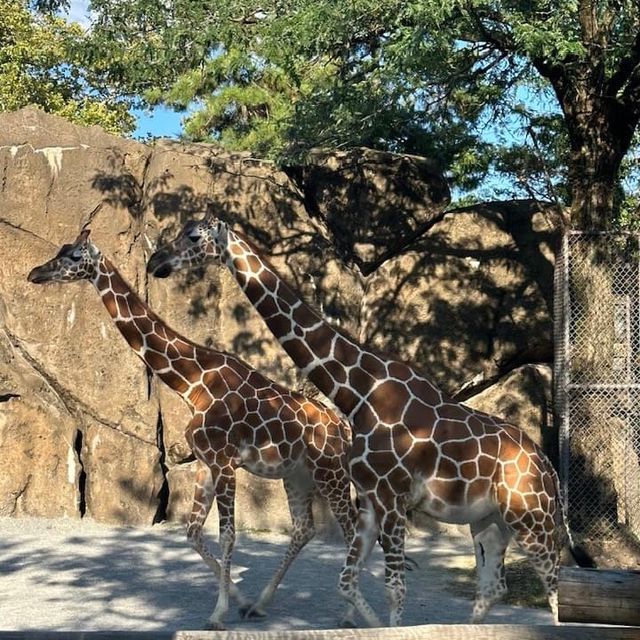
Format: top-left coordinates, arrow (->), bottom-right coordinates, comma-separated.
619,63 -> 640,120
578,0 -> 599,44
608,30 -> 640,97
463,3 -> 517,54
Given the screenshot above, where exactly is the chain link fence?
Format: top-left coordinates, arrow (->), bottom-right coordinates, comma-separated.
555,232 -> 640,543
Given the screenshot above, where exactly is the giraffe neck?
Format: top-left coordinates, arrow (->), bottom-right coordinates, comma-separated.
91,257 -> 207,411
222,228 -> 395,417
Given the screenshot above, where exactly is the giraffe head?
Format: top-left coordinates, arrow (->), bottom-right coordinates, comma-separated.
27,229 -> 101,285
146,215 -> 228,278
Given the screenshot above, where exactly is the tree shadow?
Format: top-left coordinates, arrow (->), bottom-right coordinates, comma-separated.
0,519 -> 553,632
362,200 -> 558,395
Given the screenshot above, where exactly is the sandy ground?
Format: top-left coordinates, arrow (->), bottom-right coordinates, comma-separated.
0,516 -> 552,632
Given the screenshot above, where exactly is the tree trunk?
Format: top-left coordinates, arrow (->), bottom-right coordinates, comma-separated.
565,107 -> 627,231
537,50 -> 639,232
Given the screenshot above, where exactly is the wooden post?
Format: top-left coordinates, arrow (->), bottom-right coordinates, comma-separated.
558,566 -> 640,626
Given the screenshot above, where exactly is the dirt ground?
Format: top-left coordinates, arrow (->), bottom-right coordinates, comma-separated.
0,516 -> 553,632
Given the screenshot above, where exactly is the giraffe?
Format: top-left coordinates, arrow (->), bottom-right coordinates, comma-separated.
27,229 -> 360,630
147,214 -> 594,627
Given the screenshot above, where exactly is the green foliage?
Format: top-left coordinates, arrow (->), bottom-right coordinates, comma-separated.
83,0 -> 640,224
0,0 -> 133,134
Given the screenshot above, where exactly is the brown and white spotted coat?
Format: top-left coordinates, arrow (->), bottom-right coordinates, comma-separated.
28,230 -> 358,630
148,215 -> 585,627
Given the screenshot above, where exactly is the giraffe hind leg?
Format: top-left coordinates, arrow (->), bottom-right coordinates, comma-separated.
509,518 -> 559,622
469,515 -> 511,623
338,495 -> 383,627
240,471 -> 316,620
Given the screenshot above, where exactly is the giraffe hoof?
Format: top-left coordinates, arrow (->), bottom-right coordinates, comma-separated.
239,603 -> 267,620
205,621 -> 226,631
339,618 -> 357,628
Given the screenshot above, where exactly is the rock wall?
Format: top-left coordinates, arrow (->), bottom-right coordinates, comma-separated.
0,106 -> 559,529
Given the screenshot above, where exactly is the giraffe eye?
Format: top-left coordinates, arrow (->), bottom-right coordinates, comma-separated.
70,252 -> 82,262
188,234 -> 200,243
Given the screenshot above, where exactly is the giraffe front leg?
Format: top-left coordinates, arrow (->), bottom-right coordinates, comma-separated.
207,469 -> 237,630
241,473 -> 316,620
338,495 -> 382,628
312,460 -> 358,627
187,465 -> 249,628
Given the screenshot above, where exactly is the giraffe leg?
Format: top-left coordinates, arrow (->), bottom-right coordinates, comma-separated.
311,461 -> 358,627
469,515 -> 512,623
509,519 -> 559,622
240,470 -> 316,619
206,467 -> 238,630
376,500 -> 407,627
338,494 -> 382,628
187,465 -> 250,623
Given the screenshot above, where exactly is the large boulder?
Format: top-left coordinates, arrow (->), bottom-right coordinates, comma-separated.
363,200 -> 557,395
0,107 -> 160,524
285,147 -> 451,272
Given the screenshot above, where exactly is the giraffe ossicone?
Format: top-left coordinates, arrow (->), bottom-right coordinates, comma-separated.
148,214 -> 594,627
28,228 -> 361,629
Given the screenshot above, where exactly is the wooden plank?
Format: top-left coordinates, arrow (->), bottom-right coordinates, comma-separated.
558,567 -> 640,626
0,633 -> 174,640
175,624 -> 640,640
1,627 -> 639,640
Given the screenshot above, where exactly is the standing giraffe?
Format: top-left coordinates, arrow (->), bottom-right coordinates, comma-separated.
148,215 -> 594,627
27,229 -> 359,630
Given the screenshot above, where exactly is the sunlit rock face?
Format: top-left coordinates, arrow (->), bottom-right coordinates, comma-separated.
0,106 -> 557,525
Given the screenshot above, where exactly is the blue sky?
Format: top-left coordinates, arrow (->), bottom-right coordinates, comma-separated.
64,0 -> 184,140
132,106 -> 184,140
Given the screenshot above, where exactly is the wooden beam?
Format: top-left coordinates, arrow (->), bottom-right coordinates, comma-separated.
176,624 -> 640,640
0,634 -> 174,640
559,566 -> 640,626
0,626 -> 638,640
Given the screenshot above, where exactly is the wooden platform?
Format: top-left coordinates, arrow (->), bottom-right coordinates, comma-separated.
0,626 -> 639,640
559,567 -> 640,626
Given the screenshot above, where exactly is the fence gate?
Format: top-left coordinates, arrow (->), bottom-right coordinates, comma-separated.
555,231 -> 640,543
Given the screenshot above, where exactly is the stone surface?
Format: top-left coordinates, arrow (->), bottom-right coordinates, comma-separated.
285,147 -> 451,271
0,395 -> 79,518
81,420 -> 163,524
363,200 -> 557,396
0,107 -> 558,528
0,108 -> 159,524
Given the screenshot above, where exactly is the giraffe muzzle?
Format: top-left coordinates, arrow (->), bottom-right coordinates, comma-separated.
27,265 -> 53,284
146,250 -> 174,278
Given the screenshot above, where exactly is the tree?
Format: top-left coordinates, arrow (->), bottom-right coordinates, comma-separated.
84,0 -> 640,229
0,0 -> 134,134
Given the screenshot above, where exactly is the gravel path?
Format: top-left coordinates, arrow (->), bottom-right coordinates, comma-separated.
0,517 -> 552,632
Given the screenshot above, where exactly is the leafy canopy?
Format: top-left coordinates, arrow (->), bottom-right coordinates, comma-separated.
85,1 -> 640,210
1,0 -> 134,134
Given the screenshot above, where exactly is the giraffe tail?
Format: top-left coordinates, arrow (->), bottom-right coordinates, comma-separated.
552,467 -> 596,568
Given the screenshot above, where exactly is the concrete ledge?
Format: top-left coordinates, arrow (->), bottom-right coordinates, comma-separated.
176,625 -> 640,639
1,626 -> 639,640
